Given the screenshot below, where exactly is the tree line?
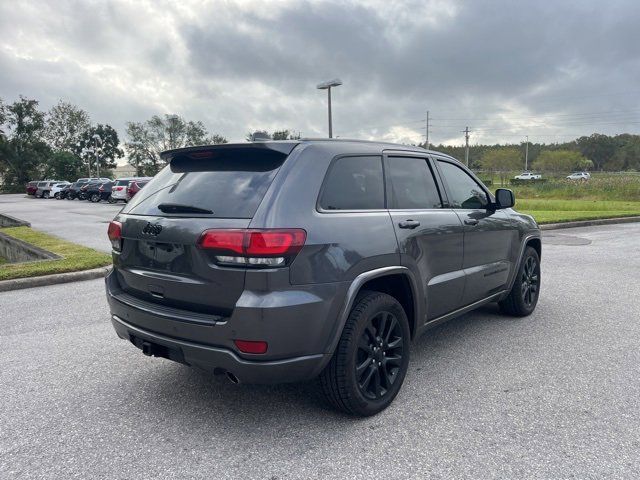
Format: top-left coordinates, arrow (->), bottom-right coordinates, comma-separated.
429,132 -> 640,176
0,96 -> 306,191
2,94 -> 639,192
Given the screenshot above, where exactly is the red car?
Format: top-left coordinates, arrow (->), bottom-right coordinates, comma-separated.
126,179 -> 150,200
26,181 -> 38,195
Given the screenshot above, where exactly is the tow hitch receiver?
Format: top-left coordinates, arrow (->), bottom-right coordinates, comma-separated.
129,335 -> 187,364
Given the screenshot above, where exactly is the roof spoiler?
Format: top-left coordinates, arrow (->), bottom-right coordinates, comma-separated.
160,142 -> 298,163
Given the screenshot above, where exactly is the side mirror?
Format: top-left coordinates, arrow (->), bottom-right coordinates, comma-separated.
495,188 -> 515,209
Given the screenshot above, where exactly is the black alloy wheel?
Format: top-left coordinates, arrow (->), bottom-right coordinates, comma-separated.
499,246 -> 541,317
356,310 -> 404,400
521,255 -> 539,308
320,291 -> 411,416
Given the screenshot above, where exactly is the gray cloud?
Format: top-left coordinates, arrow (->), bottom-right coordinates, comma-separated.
1,0 -> 639,148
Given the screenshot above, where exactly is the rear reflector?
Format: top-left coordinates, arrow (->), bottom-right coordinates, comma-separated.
234,340 -> 268,354
198,229 -> 306,267
107,221 -> 122,251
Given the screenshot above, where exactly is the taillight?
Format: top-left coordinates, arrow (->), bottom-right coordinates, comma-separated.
198,229 -> 306,267
99,185 -> 104,192
107,221 -> 122,252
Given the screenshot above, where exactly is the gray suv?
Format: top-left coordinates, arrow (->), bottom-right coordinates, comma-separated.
105,140 -> 541,416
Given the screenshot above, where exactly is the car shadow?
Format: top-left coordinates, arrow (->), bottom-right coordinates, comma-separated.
125,303 -> 522,429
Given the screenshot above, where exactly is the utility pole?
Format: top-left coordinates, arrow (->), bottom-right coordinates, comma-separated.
462,126 -> 470,167
525,135 -> 529,171
425,110 -> 430,150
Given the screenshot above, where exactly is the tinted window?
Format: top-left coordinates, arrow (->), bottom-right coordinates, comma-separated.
386,157 -> 441,209
124,150 -> 288,218
37,182 -> 47,187
437,160 -> 488,209
319,156 -> 384,210
115,179 -> 130,186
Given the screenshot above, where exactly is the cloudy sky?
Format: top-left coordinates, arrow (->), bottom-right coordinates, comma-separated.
1,0 -> 639,147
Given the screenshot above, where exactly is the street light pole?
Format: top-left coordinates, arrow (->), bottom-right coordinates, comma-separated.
317,79 -> 342,138
93,134 -> 102,178
525,135 -> 529,171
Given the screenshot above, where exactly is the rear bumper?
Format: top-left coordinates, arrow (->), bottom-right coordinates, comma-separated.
111,314 -> 329,384
105,269 -> 347,384
111,191 -> 127,200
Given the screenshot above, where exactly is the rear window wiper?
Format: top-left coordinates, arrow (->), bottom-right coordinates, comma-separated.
157,203 -> 213,214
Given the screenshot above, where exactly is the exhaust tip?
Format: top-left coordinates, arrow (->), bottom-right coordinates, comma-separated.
226,372 -> 240,384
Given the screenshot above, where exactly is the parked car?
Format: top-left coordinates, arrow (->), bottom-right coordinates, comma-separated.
86,181 -> 113,203
66,181 -> 87,200
110,177 -> 150,203
35,180 -> 65,198
106,140 -> 542,416
567,171 -> 591,181
55,183 -> 72,200
50,182 -> 71,199
26,181 -> 38,196
514,172 -> 541,180
80,180 -> 106,201
126,178 -> 151,200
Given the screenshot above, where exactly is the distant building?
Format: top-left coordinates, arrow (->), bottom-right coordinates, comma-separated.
113,164 -> 137,178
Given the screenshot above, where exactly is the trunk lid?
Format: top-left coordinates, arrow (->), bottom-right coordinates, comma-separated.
112,142 -> 298,316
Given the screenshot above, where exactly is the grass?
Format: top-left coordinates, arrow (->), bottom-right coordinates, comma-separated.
476,172 -> 640,223
515,199 -> 640,224
0,227 -> 111,281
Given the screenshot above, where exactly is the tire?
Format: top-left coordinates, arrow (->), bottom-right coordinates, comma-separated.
43,191 -> 50,199
319,291 -> 411,416
108,196 -> 116,204
90,193 -> 101,203
499,246 -> 541,317
54,192 -> 60,199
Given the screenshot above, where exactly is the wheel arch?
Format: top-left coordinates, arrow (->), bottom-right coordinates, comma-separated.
328,267 -> 421,358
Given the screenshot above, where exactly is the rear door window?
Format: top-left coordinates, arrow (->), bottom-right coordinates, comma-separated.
319,156 -> 384,210
123,149 -> 288,218
386,156 -> 442,209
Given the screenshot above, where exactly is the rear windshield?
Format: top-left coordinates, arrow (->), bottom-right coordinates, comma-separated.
122,149 -> 288,218
115,179 -> 130,186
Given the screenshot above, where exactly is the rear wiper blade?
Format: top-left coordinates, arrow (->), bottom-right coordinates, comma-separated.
157,203 -> 213,214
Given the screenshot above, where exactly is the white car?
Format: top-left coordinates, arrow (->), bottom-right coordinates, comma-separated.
567,172 -> 591,181
49,181 -> 70,199
514,172 -> 542,180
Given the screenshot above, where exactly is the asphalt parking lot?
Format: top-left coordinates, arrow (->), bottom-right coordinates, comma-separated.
0,194 -> 120,252
1,204 -> 639,477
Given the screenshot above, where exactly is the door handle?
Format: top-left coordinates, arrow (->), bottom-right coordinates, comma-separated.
464,219 -> 479,226
398,220 -> 421,229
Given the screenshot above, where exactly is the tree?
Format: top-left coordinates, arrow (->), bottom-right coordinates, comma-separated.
208,134 -> 228,145
246,130 -> 301,141
609,135 -> 640,171
44,101 -> 91,152
533,150 -> 593,174
272,129 -> 301,140
125,114 -> 224,175
479,147 -> 522,185
0,96 -> 50,190
75,124 -> 123,176
42,151 -> 85,181
574,134 -> 615,171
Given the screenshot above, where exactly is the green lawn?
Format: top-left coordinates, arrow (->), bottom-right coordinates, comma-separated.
515,199 -> 640,224
0,227 -> 111,281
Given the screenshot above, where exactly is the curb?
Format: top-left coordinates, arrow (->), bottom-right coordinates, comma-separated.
0,266 -> 111,293
540,215 -> 640,231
